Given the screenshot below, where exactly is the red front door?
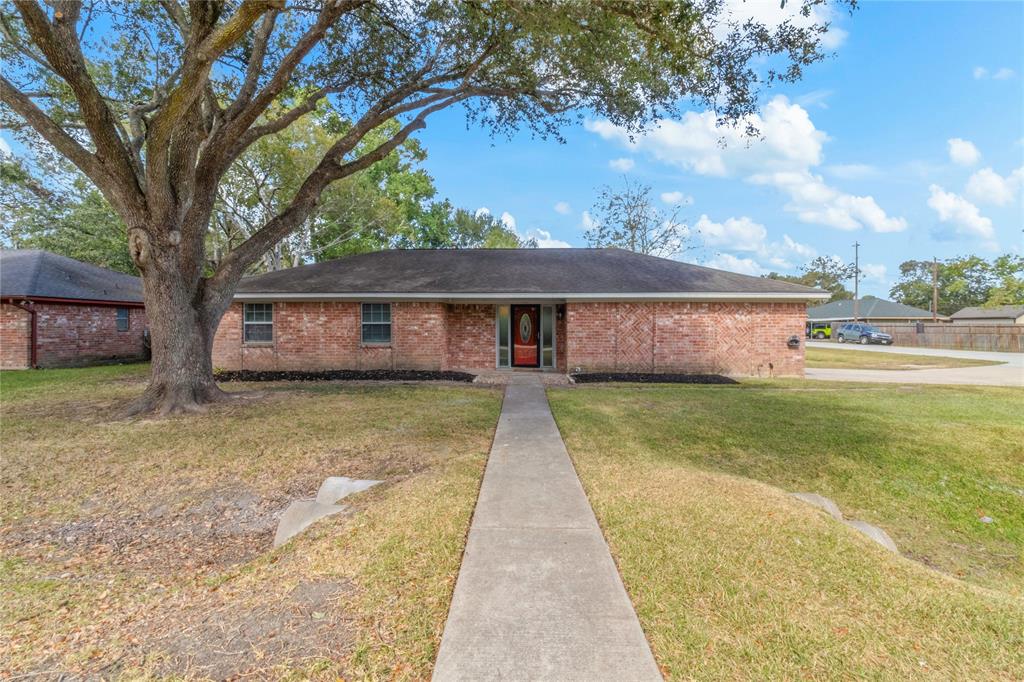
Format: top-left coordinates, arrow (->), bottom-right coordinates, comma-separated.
511,305 -> 539,367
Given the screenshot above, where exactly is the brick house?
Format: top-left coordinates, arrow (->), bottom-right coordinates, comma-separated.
214,249 -> 827,376
1,250 -> 148,369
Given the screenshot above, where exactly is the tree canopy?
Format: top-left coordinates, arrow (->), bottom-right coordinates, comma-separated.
583,178 -> 689,258
0,0 -> 852,414
889,255 -> 1024,315
765,255 -> 857,302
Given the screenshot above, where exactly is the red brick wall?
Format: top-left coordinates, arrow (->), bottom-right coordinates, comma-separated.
446,304 -> 495,371
213,301 -> 452,371
566,301 -> 806,376
212,300 -> 804,375
1,304 -> 31,369
1,302 -> 148,369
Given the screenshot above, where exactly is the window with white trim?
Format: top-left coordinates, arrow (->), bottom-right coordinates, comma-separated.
361,303 -> 391,344
115,307 -> 130,332
243,303 -> 273,343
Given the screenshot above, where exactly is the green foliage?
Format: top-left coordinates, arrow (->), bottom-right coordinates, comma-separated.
0,158 -> 135,273
2,0 -> 850,275
396,202 -> 533,251
889,255 -> 1024,315
765,256 -> 856,302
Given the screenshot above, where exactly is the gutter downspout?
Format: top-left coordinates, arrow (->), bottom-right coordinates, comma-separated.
9,299 -> 38,369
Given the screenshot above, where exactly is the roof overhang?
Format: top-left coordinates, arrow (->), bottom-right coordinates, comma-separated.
1,295 -> 144,307
233,291 -> 830,303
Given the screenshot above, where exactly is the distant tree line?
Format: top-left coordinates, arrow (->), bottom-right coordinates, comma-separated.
888,255 -> 1023,316
765,253 -> 1023,312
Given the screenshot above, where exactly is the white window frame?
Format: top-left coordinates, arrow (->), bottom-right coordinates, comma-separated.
361,302 -> 392,345
115,307 -> 130,332
243,303 -> 274,344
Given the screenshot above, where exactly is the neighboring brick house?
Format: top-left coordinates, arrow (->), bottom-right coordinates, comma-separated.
214,249 -> 827,377
1,250 -> 148,369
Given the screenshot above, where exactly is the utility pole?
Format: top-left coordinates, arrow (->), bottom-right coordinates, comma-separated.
931,257 -> 939,322
852,241 -> 861,322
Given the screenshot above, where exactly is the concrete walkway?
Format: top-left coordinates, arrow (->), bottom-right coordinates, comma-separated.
806,341 -> 1023,387
433,375 -> 661,681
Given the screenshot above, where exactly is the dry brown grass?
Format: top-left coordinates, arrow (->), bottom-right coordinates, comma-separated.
550,383 -> 1024,680
1,364 -> 501,679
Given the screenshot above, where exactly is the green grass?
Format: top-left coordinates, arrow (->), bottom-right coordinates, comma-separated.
549,382 -> 1024,679
0,364 -> 501,679
806,347 -> 1002,370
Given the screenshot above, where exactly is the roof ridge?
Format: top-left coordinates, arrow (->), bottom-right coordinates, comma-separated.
27,249 -> 47,297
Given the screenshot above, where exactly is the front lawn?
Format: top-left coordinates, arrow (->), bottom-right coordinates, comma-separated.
0,364 -> 502,679
805,346 -> 1001,370
549,382 -> 1024,679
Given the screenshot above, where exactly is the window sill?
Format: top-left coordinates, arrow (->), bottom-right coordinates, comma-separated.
242,342 -> 274,348
360,343 -> 392,349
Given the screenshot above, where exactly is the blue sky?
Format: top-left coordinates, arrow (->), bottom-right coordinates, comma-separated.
1,2 -> 1020,297
415,1 -> 1024,297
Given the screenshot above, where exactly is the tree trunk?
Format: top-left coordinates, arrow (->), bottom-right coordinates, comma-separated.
124,234 -> 233,416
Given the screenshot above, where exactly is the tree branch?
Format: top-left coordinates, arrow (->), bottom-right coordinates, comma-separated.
14,0 -> 145,213
0,75 -> 112,199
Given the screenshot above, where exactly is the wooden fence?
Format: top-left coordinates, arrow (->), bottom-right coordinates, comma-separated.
866,323 -> 1023,352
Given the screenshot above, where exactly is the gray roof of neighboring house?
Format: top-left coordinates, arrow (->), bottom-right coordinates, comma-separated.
950,304 -> 1024,320
807,298 -> 936,321
234,248 -> 828,300
0,249 -> 143,303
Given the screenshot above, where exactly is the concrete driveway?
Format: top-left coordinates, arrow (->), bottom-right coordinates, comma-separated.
805,341 -> 1024,387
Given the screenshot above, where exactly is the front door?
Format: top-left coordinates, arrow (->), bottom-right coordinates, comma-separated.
511,305 -> 540,367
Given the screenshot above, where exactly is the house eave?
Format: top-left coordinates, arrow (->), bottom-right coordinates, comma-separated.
232,291 -> 830,303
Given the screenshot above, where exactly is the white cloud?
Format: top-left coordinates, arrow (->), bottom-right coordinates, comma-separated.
499,211 -> 516,230
0,136 -> 10,156
659,191 -> 692,205
974,66 -> 1016,80
926,185 -> 997,250
581,210 -> 598,232
693,214 -> 816,271
824,163 -> 878,180
553,201 -> 571,215
860,263 -> 888,284
608,157 -> 635,172
795,89 -> 833,110
695,215 -> 766,252
475,207 -> 491,218
585,96 -> 906,233
966,166 -> 1023,206
716,0 -> 847,49
525,228 -> 571,248
947,138 -> 981,166
702,253 -> 766,277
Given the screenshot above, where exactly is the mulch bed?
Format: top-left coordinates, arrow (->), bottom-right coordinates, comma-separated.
571,372 -> 738,384
215,368 -> 476,383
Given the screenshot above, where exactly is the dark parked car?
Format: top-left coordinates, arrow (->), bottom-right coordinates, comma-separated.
835,323 -> 893,345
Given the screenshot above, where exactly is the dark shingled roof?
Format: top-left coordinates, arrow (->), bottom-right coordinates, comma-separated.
0,249 -> 143,303
807,298 -> 936,321
236,248 -> 826,298
950,305 -> 1024,321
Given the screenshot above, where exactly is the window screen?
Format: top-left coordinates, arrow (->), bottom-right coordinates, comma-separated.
243,303 -> 273,343
115,307 -> 130,332
361,303 -> 391,344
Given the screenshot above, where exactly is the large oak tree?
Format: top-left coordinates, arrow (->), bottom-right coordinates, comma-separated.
1,0 -> 849,414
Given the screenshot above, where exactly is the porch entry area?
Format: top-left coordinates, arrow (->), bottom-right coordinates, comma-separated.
496,304 -> 557,369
